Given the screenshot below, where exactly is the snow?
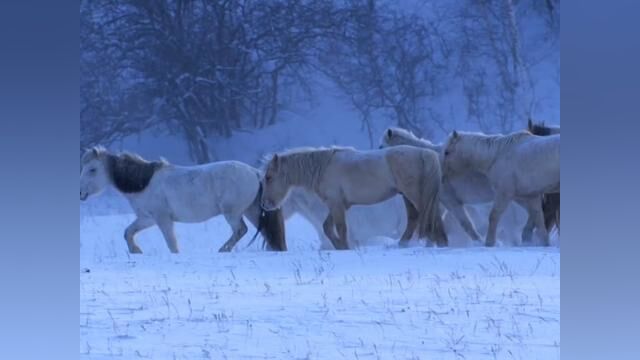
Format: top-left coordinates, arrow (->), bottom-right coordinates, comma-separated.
80,197 -> 560,359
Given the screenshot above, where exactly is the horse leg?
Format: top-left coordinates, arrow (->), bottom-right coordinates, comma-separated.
331,206 -> 350,250
399,196 -> 419,246
124,217 -> 154,254
524,197 -> 550,246
219,214 -> 248,252
486,196 -> 509,247
322,214 -> 342,250
448,203 -> 481,242
520,214 -> 536,244
440,190 -> 481,241
300,201 -> 333,249
156,218 -> 179,254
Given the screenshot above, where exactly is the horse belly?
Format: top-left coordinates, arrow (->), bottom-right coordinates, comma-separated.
167,190 -> 224,223
347,184 -> 397,205
447,172 -> 495,203
328,153 -> 395,205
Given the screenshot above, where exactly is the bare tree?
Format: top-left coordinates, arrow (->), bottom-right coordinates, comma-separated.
319,0 -> 448,145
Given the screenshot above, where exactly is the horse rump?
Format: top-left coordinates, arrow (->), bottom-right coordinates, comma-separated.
416,151 -> 448,247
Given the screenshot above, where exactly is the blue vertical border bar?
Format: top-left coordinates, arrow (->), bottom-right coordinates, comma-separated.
562,0 -> 640,359
0,1 -> 79,359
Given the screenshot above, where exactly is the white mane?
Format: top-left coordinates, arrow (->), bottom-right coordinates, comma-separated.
449,130 -> 532,156
384,127 -> 441,152
264,146 -> 354,188
261,146 -> 354,168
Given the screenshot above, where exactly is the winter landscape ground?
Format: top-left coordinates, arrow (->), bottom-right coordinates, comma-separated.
80,194 -> 560,360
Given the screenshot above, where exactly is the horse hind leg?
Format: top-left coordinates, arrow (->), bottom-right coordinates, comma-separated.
331,206 -> 350,250
399,196 -> 419,246
156,217 -> 180,254
528,198 -> 551,246
486,196 -> 509,247
219,214 -> 248,252
124,217 -> 154,254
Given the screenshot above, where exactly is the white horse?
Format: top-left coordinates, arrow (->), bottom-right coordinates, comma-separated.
261,146 -> 447,249
381,127 -> 553,244
442,131 -> 560,246
79,146 -> 286,254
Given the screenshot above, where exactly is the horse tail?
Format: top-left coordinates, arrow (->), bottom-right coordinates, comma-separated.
416,150 -> 448,247
247,182 -> 287,251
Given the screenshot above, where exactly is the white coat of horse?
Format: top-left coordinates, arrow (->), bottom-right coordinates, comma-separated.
79,147 -> 285,254
381,127 -> 552,244
442,131 -> 560,246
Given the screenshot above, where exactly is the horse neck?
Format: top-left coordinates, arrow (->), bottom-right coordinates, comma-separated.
283,151 -> 333,191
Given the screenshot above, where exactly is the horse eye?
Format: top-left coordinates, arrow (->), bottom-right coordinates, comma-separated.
265,175 -> 272,182
89,168 -> 97,174
444,151 -> 450,156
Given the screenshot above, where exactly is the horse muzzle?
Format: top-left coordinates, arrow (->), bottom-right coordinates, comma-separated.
80,191 -> 89,201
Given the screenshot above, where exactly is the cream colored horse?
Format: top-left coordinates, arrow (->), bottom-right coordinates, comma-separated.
260,146 -> 447,249
442,131 -> 559,246
381,127 -> 548,244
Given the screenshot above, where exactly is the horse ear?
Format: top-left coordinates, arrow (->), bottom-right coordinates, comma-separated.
387,128 -> 393,138
272,154 -> 280,170
528,118 -> 533,130
452,130 -> 458,138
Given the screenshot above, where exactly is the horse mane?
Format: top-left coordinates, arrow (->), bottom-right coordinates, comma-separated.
385,127 -> 441,151
261,146 -> 353,166
451,130 -> 533,159
264,146 -> 354,188
528,118 -> 561,136
83,146 -> 168,193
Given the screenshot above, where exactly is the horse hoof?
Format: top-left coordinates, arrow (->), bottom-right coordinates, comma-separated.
218,247 -> 231,253
130,247 -> 143,254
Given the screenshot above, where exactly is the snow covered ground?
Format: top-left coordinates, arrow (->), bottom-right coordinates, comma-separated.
80,196 -> 560,359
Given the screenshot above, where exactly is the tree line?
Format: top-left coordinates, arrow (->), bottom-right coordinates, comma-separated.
81,0 -> 559,163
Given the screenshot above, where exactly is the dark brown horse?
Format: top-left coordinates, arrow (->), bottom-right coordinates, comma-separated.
528,118 -> 560,233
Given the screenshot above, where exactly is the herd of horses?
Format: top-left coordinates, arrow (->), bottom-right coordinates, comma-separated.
79,119 -> 559,254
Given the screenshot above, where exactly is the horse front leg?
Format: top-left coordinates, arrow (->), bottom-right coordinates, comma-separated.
440,189 -> 481,241
156,217 -> 180,254
448,203 -> 481,242
486,196 -> 509,247
219,214 -> 248,252
124,217 -> 154,254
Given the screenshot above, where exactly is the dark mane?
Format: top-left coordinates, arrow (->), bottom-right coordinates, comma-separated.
105,153 -> 166,193
529,123 -> 553,136
528,118 -> 555,136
